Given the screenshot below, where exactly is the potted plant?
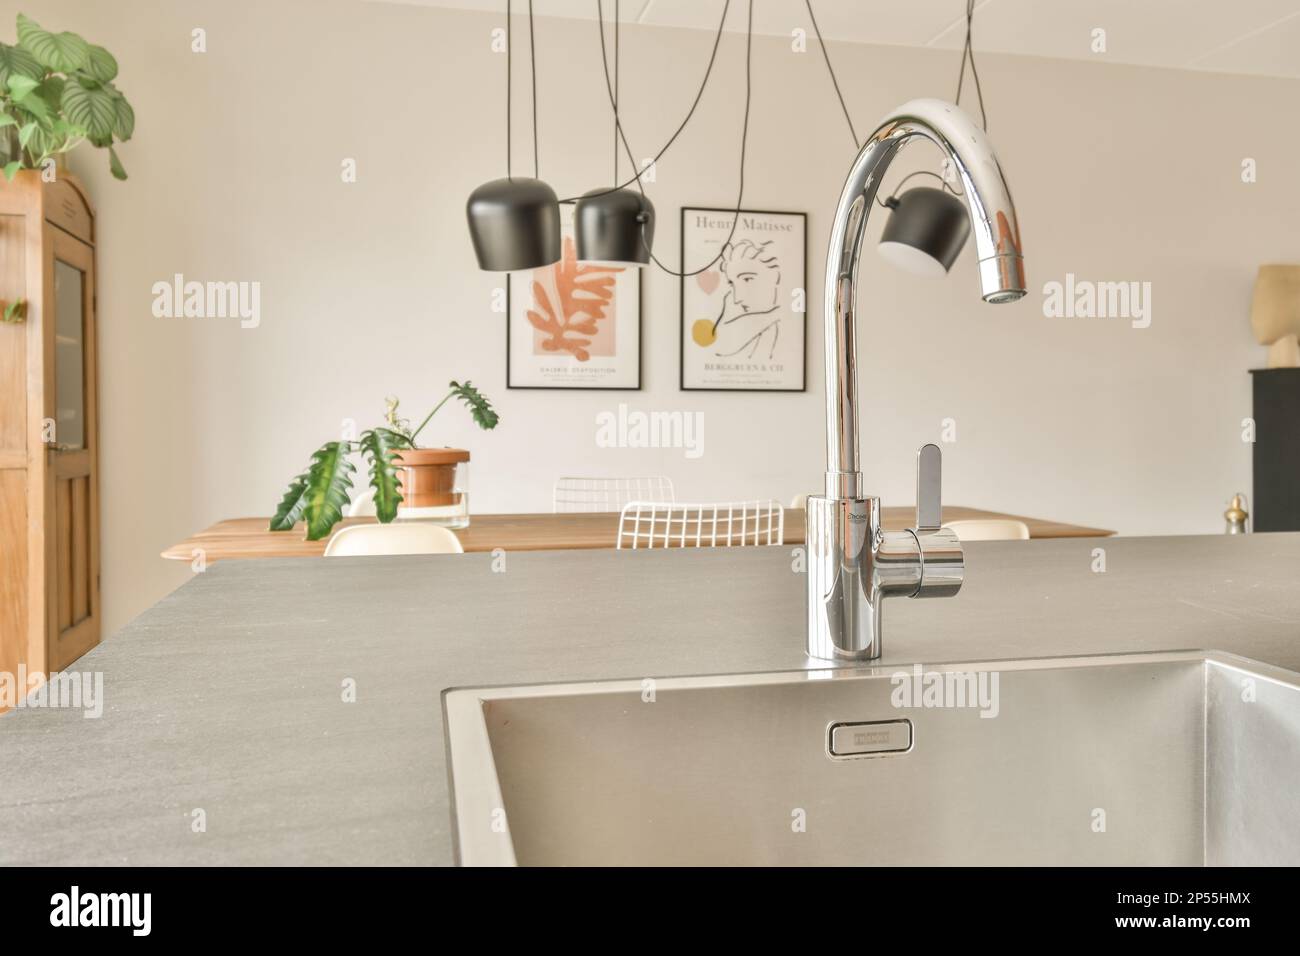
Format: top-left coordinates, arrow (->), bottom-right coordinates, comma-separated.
1,13 -> 135,181
270,381 -> 499,541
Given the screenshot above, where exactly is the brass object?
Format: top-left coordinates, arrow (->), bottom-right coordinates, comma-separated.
1224,493 -> 1250,534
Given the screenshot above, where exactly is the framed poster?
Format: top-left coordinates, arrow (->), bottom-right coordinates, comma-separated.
679,207 -> 806,392
507,212 -> 642,390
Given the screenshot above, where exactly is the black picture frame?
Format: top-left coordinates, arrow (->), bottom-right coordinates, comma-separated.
505,261 -> 643,391
679,206 -> 808,393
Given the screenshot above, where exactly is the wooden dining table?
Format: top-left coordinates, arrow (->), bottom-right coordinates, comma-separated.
162,507 -> 1113,563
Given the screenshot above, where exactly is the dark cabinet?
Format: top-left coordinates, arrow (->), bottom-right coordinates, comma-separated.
1251,368 -> 1300,532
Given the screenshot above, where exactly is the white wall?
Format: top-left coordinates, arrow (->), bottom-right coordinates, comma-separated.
10,0 -> 1295,635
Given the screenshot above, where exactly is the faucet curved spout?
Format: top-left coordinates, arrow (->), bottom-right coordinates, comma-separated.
822,98 -> 1025,499
807,99 -> 1024,662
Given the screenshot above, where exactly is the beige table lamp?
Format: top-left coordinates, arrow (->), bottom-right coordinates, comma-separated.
1251,265 -> 1300,367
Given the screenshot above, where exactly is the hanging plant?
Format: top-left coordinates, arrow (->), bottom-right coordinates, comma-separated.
0,13 -> 135,182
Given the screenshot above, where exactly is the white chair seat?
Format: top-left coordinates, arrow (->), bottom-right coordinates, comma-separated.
324,523 -> 465,556
347,489 -> 377,517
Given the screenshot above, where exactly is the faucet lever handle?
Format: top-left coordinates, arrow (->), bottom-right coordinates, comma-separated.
915,443 -> 942,532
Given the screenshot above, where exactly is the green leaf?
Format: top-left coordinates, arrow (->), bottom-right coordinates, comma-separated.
269,468 -> 312,531
449,380 -> 500,430
35,75 -> 65,110
3,299 -> 27,324
0,42 -> 44,86
84,45 -> 117,83
110,88 -> 134,140
7,73 -> 39,100
2,161 -> 21,182
6,76 -> 50,123
16,121 -> 36,148
359,428 -> 406,523
301,441 -> 356,541
61,77 -> 116,139
16,14 -> 91,73
0,114 -> 16,129
107,144 -> 126,180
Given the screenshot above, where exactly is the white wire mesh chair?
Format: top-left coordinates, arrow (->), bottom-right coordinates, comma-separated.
553,476 -> 675,514
617,500 -> 785,549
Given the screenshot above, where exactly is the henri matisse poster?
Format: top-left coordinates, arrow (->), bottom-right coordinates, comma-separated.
507,212 -> 642,390
679,207 -> 806,391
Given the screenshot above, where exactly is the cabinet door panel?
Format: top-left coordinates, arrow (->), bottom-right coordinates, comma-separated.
45,226 -> 98,670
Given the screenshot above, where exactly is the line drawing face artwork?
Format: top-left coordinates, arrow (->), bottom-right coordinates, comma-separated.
680,207 -> 806,392
692,238 -> 783,360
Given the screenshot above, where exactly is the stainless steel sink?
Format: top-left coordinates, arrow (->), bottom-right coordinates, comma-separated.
442,651 -> 1300,866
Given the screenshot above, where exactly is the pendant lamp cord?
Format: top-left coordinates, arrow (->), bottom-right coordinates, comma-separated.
613,0 -> 618,185
505,0 -> 511,178
954,0 -> 988,132
591,0 -> 753,277
804,0 -> 858,150
562,0 -> 732,204
529,0 -> 539,177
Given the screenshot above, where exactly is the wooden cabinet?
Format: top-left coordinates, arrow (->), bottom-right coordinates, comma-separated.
1,170 -> 99,689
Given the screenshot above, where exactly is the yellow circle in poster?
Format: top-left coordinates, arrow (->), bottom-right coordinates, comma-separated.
691,319 -> 716,347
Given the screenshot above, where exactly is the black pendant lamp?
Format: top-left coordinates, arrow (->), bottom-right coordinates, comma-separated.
877,186 -> 970,277
576,187 -> 653,265
467,0 -> 560,272
574,0 -> 654,266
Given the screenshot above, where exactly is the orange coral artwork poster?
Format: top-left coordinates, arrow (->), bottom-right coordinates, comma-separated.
507,228 -> 642,389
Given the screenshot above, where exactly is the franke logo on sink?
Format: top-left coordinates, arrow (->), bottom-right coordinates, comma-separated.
828,720 -> 912,758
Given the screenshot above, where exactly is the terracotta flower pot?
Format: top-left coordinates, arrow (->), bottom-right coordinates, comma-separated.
392,448 -> 469,508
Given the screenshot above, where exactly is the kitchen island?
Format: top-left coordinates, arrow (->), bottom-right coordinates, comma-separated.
2,533 -> 1299,865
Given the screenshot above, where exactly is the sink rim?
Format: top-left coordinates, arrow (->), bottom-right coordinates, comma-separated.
442,649 -> 1300,866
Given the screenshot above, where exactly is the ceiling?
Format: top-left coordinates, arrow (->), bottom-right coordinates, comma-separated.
372,0 -> 1300,80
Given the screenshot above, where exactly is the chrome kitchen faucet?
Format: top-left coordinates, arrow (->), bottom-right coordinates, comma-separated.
807,99 -> 1026,661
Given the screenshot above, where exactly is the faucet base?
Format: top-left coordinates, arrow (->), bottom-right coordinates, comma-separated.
805,496 -> 923,661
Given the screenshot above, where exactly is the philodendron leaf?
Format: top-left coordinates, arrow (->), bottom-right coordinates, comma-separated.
16,14 -> 91,74
359,428 -> 406,523
270,467 -> 312,531
449,380 -> 500,430
107,145 -> 126,180
0,42 -> 44,86
61,77 -> 116,139
17,121 -> 37,148
85,45 -> 118,83
0,113 -> 17,129
3,161 -> 22,182
302,441 -> 356,541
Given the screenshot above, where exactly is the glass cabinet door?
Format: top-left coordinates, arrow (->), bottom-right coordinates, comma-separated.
53,259 -> 86,451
